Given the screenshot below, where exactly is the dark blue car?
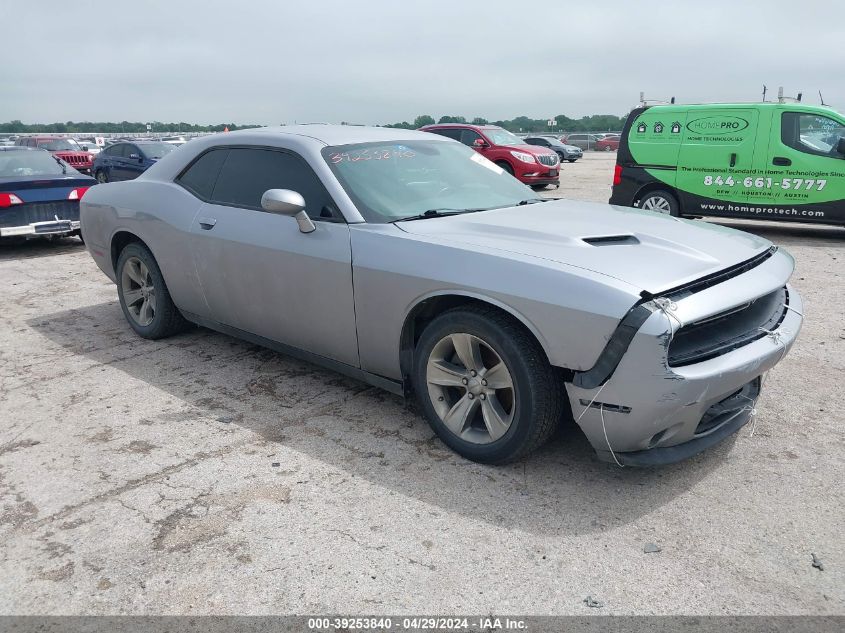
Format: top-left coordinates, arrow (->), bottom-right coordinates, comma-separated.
0,147 -> 95,241
92,140 -> 176,183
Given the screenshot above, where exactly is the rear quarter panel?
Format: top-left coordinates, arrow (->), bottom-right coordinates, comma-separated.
81,180 -> 207,315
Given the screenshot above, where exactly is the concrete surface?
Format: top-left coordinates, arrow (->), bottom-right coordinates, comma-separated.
1,153 -> 843,615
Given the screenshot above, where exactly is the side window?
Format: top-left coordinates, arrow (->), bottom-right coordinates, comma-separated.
177,148 -> 229,199
459,129 -> 482,146
429,128 -> 462,141
782,112 -> 845,157
210,148 -> 340,221
124,145 -> 140,158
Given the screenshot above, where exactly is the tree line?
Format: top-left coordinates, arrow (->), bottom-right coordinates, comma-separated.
0,112 -> 628,135
0,120 -> 263,134
384,113 -> 627,133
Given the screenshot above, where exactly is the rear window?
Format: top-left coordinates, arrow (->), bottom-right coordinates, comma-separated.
0,150 -> 77,177
139,143 -> 175,159
177,149 -> 229,199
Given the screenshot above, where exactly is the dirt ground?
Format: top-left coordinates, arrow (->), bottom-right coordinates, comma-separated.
1,153 -> 843,615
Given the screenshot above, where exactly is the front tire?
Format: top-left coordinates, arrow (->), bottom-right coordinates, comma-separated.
638,190 -> 680,217
496,161 -> 514,176
412,306 -> 565,464
567,159 -> 577,163
116,242 -> 187,339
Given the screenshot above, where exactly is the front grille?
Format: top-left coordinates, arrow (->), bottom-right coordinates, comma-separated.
537,154 -> 558,166
695,377 -> 760,436
667,286 -> 788,366
0,201 -> 80,228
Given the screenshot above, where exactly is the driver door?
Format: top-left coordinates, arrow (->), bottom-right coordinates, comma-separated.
183,146 -> 359,367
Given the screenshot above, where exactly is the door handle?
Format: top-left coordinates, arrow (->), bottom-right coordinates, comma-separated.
729,153 -> 737,168
198,217 -> 217,230
772,156 -> 792,166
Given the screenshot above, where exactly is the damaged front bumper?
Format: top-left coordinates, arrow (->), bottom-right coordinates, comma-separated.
566,248 -> 803,466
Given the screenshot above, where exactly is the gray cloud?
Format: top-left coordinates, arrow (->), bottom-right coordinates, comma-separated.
2,0 -> 843,124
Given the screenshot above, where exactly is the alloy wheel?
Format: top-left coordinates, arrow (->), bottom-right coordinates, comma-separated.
641,195 -> 672,214
426,332 -> 515,444
120,256 -> 157,326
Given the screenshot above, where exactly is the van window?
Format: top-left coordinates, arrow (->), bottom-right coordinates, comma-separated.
781,112 -> 845,157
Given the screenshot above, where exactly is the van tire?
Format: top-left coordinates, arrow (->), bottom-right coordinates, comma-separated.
638,190 -> 679,217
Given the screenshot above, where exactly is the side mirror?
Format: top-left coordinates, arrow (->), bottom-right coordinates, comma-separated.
472,138 -> 489,148
81,145 -> 89,151
261,189 -> 316,233
837,137 -> 845,156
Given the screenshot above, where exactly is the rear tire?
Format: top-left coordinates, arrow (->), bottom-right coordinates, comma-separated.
567,159 -> 577,163
412,306 -> 566,464
638,190 -> 680,217
116,242 -> 187,339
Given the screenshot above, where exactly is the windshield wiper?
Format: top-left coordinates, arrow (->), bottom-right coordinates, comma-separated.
394,208 -> 483,222
52,156 -> 67,174
517,198 -> 545,205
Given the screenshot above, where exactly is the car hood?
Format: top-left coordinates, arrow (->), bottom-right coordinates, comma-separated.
395,199 -> 772,294
511,143 -> 557,157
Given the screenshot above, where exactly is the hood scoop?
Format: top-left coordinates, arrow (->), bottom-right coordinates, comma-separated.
582,234 -> 640,246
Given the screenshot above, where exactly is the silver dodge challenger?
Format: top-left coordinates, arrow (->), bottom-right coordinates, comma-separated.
80,126 -> 803,466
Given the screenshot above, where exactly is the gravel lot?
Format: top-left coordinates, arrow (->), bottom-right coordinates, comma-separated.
1,153 -> 843,615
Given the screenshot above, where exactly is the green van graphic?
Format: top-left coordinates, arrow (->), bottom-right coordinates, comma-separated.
609,102 -> 845,227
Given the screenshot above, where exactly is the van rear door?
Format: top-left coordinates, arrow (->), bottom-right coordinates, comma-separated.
675,108 -> 759,216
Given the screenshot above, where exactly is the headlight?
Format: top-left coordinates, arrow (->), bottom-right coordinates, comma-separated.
510,150 -> 535,164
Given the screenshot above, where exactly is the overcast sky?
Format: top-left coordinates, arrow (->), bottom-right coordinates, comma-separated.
3,0 -> 844,125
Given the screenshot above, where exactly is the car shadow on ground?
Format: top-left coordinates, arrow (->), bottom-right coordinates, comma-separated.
28,301 -> 735,537
0,236 -> 85,261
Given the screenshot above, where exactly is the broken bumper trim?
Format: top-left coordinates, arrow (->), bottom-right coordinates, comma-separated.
596,404 -> 752,467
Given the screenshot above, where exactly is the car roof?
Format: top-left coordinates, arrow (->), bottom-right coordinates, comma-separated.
0,146 -> 42,152
420,123 -> 504,130
214,124 -> 444,146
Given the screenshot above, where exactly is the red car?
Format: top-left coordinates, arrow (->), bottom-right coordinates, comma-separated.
594,135 -> 620,152
15,136 -> 94,174
419,123 -> 560,189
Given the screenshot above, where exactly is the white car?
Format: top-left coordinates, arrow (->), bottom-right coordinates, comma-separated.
72,139 -> 101,155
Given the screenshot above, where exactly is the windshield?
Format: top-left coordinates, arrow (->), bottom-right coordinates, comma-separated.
140,143 -> 176,159
0,150 -> 78,177
38,139 -> 77,151
322,140 -> 538,223
483,128 -> 524,147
